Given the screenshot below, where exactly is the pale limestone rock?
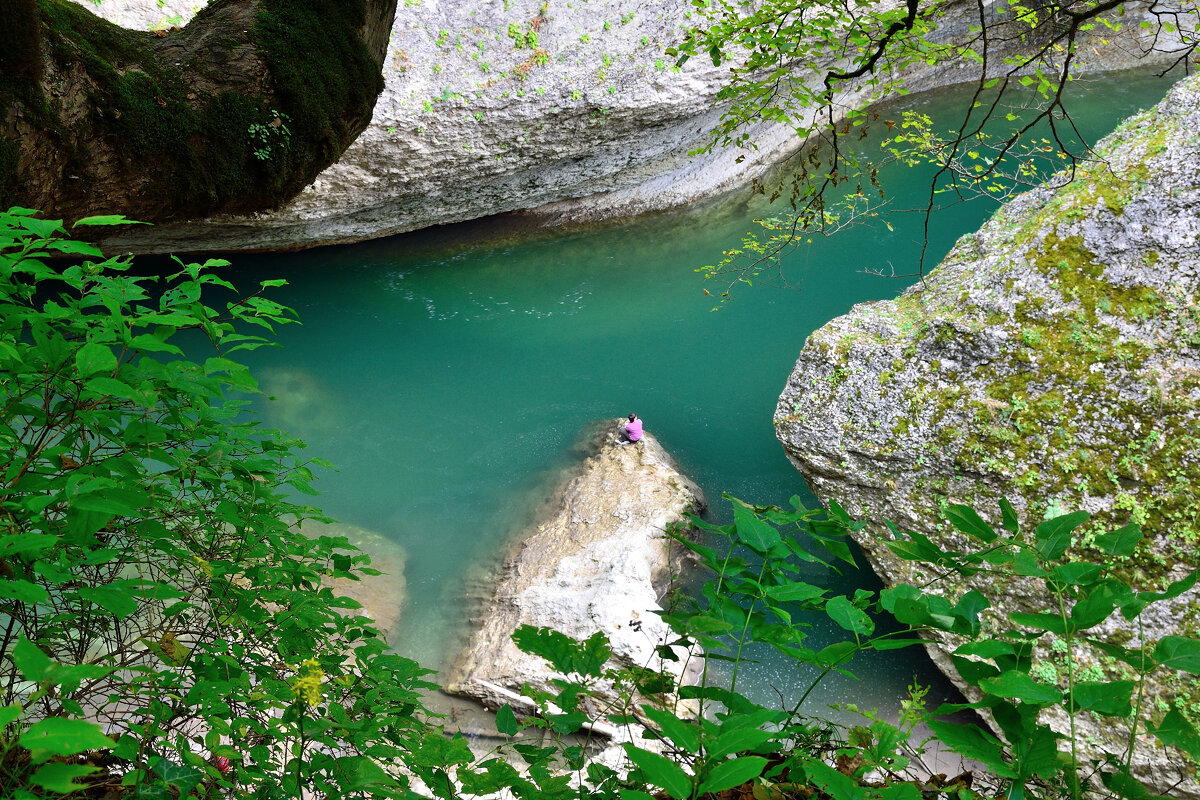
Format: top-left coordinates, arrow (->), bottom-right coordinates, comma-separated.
75,0 -> 1179,253
446,422 -> 705,721
775,74 -> 1200,797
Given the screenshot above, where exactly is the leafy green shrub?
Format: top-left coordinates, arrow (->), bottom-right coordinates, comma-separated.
0,210 -> 433,798
507,494 -> 1200,800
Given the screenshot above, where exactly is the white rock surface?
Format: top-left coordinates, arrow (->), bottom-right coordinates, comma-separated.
446,422 -> 705,720
77,0 -> 1179,253
775,73 -> 1200,798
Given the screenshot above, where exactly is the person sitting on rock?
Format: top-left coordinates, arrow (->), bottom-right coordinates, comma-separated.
621,413 -> 643,443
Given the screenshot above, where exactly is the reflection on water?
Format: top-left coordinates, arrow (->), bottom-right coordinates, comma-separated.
168,70 -> 1182,722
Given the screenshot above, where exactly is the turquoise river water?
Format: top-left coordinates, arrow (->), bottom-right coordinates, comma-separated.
200,71 -> 1177,720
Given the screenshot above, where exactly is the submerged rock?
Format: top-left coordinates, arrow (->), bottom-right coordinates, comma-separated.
298,519 -> 408,643
446,421 -> 705,721
775,74 -> 1200,796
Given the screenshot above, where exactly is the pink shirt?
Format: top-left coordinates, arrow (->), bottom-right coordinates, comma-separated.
624,418 -> 643,441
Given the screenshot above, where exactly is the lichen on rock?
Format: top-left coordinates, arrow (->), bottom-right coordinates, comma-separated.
775,73 -> 1200,796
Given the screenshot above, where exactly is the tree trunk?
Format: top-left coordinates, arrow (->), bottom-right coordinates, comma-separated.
0,0 -> 399,223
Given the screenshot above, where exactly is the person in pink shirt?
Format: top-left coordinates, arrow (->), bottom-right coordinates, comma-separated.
622,413 -> 643,443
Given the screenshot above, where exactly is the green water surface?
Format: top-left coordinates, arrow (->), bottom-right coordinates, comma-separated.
214,70 -> 1177,718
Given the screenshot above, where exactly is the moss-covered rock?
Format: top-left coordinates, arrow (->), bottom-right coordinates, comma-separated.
0,0 -> 394,221
775,73 -> 1200,797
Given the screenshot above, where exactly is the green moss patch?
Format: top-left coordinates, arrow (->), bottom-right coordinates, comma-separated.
255,0 -> 382,166
4,0 -> 384,219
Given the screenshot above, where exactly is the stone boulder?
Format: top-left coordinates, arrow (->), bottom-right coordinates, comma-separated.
75,0 -> 1176,253
775,74 -> 1200,795
446,421 -> 705,724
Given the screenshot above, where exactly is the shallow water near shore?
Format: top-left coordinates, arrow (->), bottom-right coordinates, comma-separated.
189,69 -> 1179,721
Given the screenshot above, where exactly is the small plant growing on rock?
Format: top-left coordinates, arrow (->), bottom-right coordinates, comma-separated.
246,109 -> 292,161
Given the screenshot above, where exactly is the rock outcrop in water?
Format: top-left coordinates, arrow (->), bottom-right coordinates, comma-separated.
78,0 -> 1176,254
775,74 -> 1200,797
446,422 -> 705,722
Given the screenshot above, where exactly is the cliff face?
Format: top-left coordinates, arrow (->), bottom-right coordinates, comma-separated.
775,74 -> 1200,796
78,0 -> 1175,253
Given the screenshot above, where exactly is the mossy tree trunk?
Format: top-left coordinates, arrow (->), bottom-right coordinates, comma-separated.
0,0 -> 399,223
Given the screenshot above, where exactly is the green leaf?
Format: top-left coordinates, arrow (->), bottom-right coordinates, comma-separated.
802,758 -> 865,800
1086,638 -> 1154,670
978,670 -> 1062,704
641,705 -> 700,754
1034,510 -> 1088,559
817,640 -> 858,667
20,718 -> 115,760
697,756 -> 767,795
508,626 -> 611,676
1015,725 -> 1061,780
955,639 -> 1016,659
1154,636 -> 1200,674
1009,611 -> 1067,635
83,376 -> 139,401
873,637 -> 926,650
19,216 -> 64,238
1141,569 -> 1200,603
128,333 -> 184,355
1012,549 -> 1049,577
77,584 -> 139,619
154,761 -> 204,797
623,743 -> 692,799
0,579 -> 49,604
877,783 -> 922,800
73,215 -> 146,226
1150,705 -> 1200,760
999,497 -> 1020,533
763,581 -> 826,603
952,590 -> 990,634
1070,585 -> 1117,631
825,595 -> 874,636
74,342 -> 117,378
548,710 -> 588,734
30,762 -> 99,793
70,486 -> 146,516
0,704 -> 22,727
1071,680 -> 1134,717
47,239 -> 103,257
1094,523 -> 1143,556
1100,767 -> 1170,799
733,502 -> 780,553
619,791 -> 657,800
946,504 -> 997,542
706,726 -> 774,759
927,720 -> 1017,778
495,704 -> 519,736
14,636 -> 52,681
1050,561 -> 1104,586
